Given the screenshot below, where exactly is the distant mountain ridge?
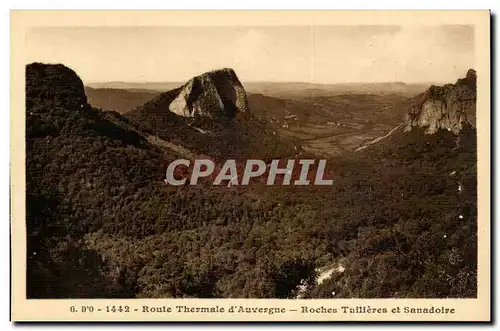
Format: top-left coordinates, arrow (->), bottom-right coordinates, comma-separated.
88,81 -> 430,99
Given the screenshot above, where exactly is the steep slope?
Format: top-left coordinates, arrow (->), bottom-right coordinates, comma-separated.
305,126 -> 477,298
405,69 -> 477,134
26,63 -> 176,298
25,63 -> 317,299
126,69 -> 296,159
25,62 -> 477,300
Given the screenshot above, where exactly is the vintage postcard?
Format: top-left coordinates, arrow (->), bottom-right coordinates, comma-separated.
10,10 -> 491,322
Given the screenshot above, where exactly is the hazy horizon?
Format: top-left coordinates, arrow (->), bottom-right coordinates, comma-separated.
26,25 -> 474,85
85,79 -> 437,85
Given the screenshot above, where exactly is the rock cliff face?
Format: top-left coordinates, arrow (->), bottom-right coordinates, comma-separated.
405,69 -> 476,134
169,68 -> 249,119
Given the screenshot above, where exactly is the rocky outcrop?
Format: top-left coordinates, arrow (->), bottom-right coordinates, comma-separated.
405,69 -> 476,134
169,68 -> 249,119
26,63 -> 88,112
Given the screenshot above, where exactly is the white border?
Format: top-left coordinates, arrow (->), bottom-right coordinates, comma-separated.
3,1 -> 498,331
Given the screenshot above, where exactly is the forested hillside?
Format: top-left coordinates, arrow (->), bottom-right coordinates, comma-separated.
26,63 -> 477,299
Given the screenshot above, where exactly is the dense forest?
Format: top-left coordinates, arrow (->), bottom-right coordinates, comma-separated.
26,63 -> 477,299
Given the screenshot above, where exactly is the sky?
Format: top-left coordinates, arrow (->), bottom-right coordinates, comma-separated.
25,25 -> 474,84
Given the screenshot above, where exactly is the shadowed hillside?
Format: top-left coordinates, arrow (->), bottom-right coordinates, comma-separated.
26,63 -> 477,299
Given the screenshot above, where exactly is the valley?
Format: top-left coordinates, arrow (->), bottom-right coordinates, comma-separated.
87,82 -> 423,157
26,63 -> 478,300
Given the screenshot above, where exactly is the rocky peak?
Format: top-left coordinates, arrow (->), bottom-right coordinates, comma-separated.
26,63 -> 88,112
466,68 -> 477,80
169,68 -> 249,119
405,69 -> 477,134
